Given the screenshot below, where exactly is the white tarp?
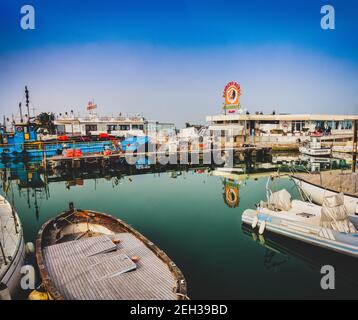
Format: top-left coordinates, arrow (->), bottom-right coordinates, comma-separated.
320,193 -> 357,233
269,189 -> 292,211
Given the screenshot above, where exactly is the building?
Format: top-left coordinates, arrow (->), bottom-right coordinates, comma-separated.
206,81 -> 358,145
144,121 -> 176,136
206,113 -> 358,144
54,114 -> 145,137
55,114 -> 176,140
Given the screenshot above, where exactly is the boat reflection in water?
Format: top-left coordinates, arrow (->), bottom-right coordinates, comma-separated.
241,224 -> 358,287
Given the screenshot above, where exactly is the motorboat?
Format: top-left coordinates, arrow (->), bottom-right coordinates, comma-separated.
242,175 -> 358,257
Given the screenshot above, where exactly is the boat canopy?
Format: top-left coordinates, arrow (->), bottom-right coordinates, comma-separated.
320,193 -> 357,234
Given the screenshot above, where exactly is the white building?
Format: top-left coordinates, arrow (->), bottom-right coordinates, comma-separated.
55,114 -> 145,138
206,113 -> 358,144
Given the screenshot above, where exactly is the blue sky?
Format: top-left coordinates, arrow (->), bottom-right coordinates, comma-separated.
0,0 -> 357,126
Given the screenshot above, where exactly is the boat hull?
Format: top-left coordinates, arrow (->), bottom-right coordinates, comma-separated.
292,176 -> 358,215
0,201 -> 25,300
0,233 -> 25,298
242,209 -> 358,257
299,147 -> 331,157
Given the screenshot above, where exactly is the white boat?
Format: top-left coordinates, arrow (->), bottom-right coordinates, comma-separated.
291,173 -> 358,215
299,136 -> 331,157
0,195 -> 25,300
216,167 -> 244,173
242,176 -> 358,257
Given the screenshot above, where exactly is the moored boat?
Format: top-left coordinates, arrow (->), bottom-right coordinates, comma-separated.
299,136 -> 331,157
36,204 -> 188,300
0,195 -> 25,300
242,176 -> 358,257
291,172 -> 358,215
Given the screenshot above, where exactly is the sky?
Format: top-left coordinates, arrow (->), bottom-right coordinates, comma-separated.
0,0 -> 357,127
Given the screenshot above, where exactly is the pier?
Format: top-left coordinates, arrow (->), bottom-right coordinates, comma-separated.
45,146 -> 272,170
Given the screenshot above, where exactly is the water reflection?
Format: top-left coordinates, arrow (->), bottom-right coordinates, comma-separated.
0,152 -> 355,299
0,152 -> 351,217
241,224 -> 358,287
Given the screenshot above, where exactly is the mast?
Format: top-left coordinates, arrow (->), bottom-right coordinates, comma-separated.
25,86 -> 30,122
19,102 -> 23,123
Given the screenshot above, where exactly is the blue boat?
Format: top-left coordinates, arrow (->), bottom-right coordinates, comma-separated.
0,123 -> 114,159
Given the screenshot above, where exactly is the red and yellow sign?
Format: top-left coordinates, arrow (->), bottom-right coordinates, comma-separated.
87,101 -> 97,111
223,81 -> 241,113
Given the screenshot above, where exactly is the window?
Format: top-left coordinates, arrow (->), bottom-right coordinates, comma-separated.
107,125 -> 117,131
120,125 -> 130,131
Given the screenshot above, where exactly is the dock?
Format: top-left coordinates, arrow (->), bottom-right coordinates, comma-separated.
46,146 -> 272,170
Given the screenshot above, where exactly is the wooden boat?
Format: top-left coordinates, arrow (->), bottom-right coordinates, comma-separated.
0,195 -> 25,300
292,172 -> 358,215
242,176 -> 358,258
36,204 -> 188,300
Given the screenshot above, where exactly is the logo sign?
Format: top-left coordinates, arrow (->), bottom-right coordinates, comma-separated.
87,101 -> 97,111
223,81 -> 241,114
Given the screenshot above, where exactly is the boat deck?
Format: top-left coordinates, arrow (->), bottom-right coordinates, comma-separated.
43,233 -> 179,300
0,196 -> 21,279
294,173 -> 358,197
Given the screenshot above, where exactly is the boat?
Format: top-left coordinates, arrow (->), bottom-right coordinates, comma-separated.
0,88 -> 117,159
0,195 -> 25,300
36,204 -> 188,300
291,172 -> 358,215
299,136 -> 331,157
241,175 -> 358,257
216,167 -> 244,174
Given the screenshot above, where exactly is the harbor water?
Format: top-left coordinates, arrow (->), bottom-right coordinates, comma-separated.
2,155 -> 358,299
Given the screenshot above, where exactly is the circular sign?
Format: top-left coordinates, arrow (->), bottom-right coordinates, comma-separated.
223,81 -> 241,106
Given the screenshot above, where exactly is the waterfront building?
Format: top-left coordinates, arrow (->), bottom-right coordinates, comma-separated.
206,113 -> 358,144
54,113 -> 145,138
55,114 -> 176,140
206,82 -> 358,145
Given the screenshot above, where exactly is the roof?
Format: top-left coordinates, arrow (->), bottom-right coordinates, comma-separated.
206,113 -> 358,122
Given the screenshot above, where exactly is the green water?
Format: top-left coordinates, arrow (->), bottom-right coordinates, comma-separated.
6,168 -> 358,299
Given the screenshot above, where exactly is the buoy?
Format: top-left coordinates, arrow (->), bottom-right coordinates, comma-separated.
0,283 -> 11,300
259,220 -> 266,235
251,216 -> 258,229
25,242 -> 35,254
28,290 -> 53,300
